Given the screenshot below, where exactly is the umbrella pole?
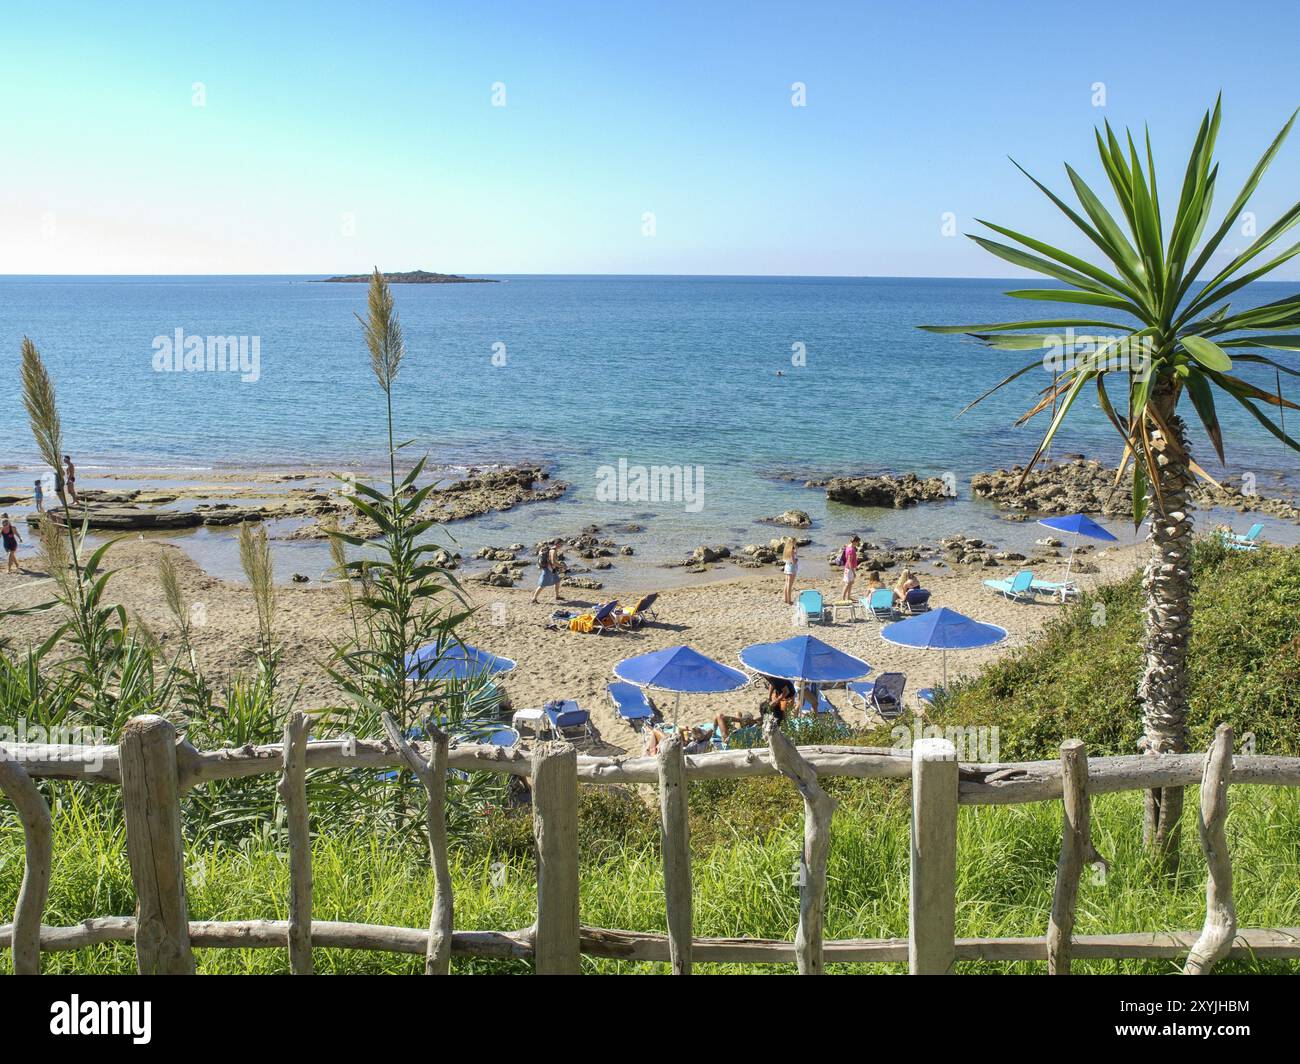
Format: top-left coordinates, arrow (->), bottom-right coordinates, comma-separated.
1065,533 -> 1077,581
674,690 -> 681,728
942,648 -> 948,690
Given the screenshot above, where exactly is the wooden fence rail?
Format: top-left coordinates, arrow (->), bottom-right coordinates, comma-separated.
2,717 -> 1298,975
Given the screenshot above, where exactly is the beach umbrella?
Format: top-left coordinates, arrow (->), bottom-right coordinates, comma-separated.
613,645 -> 749,725
405,642 -> 517,681
1036,513 -> 1119,579
879,607 -> 1007,689
738,634 -> 871,710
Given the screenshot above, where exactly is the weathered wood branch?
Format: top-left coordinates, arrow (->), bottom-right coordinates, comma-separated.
657,734 -> 692,974
766,720 -> 837,974
380,713 -> 453,974
0,757 -> 52,974
1046,740 -> 1107,974
278,711 -> 313,975
9,918 -> 1297,964
6,736 -> 1300,803
1185,724 -> 1236,975
119,715 -> 194,975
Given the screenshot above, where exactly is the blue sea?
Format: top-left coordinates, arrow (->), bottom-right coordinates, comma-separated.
2,275 -> 1297,582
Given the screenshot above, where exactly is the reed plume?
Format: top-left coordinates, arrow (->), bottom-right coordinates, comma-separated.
359,268 -> 405,393
238,521 -> 277,660
21,337 -> 64,474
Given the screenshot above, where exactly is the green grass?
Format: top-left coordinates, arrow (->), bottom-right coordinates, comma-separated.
3,542 -> 1299,974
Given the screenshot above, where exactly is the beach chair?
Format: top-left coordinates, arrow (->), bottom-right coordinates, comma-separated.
798,589 -> 827,624
1030,577 -> 1080,602
488,727 -> 520,748
723,722 -> 763,749
617,592 -> 659,625
544,700 -> 596,744
983,569 -> 1035,603
607,681 -> 655,730
861,587 -> 895,622
900,587 -> 932,615
1219,522 -> 1264,552
850,672 -> 906,721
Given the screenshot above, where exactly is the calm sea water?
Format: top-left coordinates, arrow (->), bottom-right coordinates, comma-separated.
2,275 -> 1297,581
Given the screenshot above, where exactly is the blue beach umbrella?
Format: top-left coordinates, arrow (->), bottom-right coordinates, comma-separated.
405,642 -> 517,681
740,632 -> 870,689
613,645 -> 749,725
1037,513 -> 1119,579
739,634 -> 872,715
880,607 -> 1007,688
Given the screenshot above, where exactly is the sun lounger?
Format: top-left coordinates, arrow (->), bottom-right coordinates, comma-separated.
849,671 -> 906,720
488,727 -> 520,748
900,588 -> 932,615
983,569 -> 1035,602
1030,578 -> 1080,602
798,589 -> 827,624
550,600 -> 624,634
1218,522 -> 1264,551
607,681 -> 655,729
544,700 -> 597,744
861,587 -> 895,622
617,592 -> 659,625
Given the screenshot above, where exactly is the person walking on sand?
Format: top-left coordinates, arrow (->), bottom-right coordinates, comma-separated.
781,536 -> 799,604
63,455 -> 78,505
839,535 -> 861,602
2,515 -> 22,574
530,539 -> 565,605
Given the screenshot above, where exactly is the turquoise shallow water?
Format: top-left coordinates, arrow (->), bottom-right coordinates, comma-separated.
1,275 -> 1297,582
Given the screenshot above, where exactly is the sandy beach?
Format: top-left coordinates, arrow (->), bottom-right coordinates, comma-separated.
0,534 -> 1142,754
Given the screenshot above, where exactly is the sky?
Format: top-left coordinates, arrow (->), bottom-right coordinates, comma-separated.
2,0 -> 1299,277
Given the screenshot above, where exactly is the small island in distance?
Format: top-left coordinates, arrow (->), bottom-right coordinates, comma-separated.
315,269 -> 498,284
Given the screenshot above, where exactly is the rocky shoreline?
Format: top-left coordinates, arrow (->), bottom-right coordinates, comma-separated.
23,466 -> 570,538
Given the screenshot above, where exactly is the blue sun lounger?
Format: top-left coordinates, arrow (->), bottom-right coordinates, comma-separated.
544,700 -> 596,744
861,587 -> 896,622
849,671 -> 906,721
1218,522 -> 1264,552
983,569 -> 1035,602
798,589 -> 827,624
607,681 -> 655,730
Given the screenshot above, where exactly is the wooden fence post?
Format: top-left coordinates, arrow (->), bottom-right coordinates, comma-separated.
532,741 -> 580,974
119,715 -> 195,975
1047,739 -> 1106,974
767,721 -> 837,974
1185,724 -> 1236,975
910,737 -> 957,975
381,713 -> 453,974
0,759 -> 52,974
278,711 -> 313,974
658,734 -> 692,974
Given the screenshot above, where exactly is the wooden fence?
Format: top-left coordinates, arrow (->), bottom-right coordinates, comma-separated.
2,712 -> 1300,974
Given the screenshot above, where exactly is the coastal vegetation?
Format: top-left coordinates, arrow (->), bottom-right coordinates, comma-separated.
924,98 -> 1300,868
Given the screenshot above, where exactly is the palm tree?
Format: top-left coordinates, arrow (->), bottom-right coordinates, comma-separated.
924,99 -> 1300,869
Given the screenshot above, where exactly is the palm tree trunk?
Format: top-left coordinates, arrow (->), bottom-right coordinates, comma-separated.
1138,383 -> 1195,873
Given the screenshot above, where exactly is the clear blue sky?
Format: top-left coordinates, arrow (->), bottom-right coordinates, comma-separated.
3,0 -> 1298,276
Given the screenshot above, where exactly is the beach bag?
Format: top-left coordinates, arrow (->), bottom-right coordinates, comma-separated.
836,547 -> 846,567
792,605 -> 808,628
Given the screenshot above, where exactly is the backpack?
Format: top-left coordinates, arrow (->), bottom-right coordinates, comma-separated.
836,547 -> 847,567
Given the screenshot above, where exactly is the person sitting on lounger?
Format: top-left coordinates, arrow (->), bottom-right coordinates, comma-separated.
893,567 -> 920,603
713,710 -> 759,739
863,569 -> 887,593
644,723 -> 713,755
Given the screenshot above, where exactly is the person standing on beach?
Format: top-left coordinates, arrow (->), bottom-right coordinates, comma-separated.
839,535 -> 861,602
33,478 -> 44,514
2,515 -> 22,574
530,539 -> 564,605
781,537 -> 798,604
63,455 -> 78,505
